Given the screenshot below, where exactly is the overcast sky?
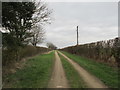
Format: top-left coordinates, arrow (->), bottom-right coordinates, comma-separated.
39,2 -> 118,49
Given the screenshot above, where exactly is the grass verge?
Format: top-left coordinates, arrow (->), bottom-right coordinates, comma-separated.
61,51 -> 119,88
3,51 -> 54,88
58,52 -> 87,88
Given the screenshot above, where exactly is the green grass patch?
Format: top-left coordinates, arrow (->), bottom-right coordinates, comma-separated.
3,51 -> 54,88
58,52 -> 87,88
61,51 -> 119,88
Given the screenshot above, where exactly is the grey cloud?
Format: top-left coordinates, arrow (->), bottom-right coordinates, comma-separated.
40,2 -> 118,48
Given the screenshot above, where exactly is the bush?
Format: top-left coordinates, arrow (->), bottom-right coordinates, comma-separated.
2,45 -> 50,66
61,37 -> 120,66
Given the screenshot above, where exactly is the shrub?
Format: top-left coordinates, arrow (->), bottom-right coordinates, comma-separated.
61,37 -> 120,66
2,45 -> 50,66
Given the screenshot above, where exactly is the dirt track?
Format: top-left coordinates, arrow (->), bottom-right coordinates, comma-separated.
48,51 -> 69,88
58,51 -> 108,88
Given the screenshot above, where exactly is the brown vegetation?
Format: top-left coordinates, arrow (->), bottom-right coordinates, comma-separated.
61,37 -> 120,67
2,45 -> 50,75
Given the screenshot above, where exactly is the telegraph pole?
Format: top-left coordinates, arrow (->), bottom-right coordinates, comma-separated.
77,26 -> 79,46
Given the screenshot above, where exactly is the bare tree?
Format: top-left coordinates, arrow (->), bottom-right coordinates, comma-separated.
32,1 -> 52,26
30,1 -> 52,46
46,42 -> 57,50
31,25 -> 45,46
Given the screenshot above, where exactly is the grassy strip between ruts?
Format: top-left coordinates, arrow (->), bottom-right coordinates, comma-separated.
61,51 -> 119,88
58,52 -> 87,88
3,51 -> 54,88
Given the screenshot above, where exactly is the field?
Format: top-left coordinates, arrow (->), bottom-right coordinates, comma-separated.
2,2 -> 119,89
3,50 -> 119,88
3,52 -> 54,88
61,51 -> 119,88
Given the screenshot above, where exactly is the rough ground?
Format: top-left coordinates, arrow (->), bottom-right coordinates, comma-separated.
58,51 -> 108,88
48,51 -> 69,88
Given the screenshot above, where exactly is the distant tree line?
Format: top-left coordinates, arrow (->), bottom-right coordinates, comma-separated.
62,37 -> 120,67
2,1 -> 51,66
46,42 -> 57,50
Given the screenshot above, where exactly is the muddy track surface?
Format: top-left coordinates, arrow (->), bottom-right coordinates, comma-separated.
58,51 -> 108,88
48,51 -> 69,88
